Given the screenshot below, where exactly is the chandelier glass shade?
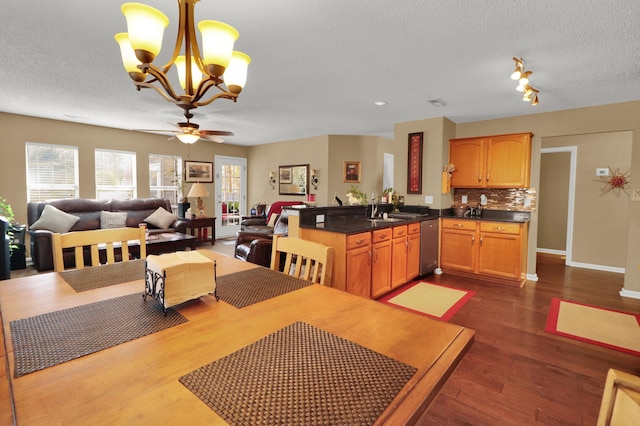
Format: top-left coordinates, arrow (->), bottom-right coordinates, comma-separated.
115,0 -> 251,118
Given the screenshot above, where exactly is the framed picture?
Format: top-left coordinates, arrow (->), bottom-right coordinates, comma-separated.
184,161 -> 213,183
407,132 -> 423,194
343,161 -> 361,183
279,164 -> 309,195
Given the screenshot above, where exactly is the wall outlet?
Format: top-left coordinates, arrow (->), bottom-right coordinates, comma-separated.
632,189 -> 640,202
524,197 -> 532,207
596,168 -> 610,177
461,195 -> 468,204
424,195 -> 433,204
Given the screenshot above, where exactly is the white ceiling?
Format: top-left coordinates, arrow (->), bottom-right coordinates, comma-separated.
2,1 -> 640,146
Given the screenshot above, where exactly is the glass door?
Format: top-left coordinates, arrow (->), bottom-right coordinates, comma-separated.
215,155 -> 247,239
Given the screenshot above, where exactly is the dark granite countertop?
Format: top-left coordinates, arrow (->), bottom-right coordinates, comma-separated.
299,214 -> 437,234
441,209 -> 531,223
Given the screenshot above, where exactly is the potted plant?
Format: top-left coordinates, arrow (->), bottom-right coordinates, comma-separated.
346,186 -> 367,205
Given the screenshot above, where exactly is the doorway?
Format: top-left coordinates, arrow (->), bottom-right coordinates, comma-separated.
538,146 -> 576,265
215,156 -> 247,239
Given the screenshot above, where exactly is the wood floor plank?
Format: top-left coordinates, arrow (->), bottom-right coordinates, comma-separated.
419,254 -> 640,424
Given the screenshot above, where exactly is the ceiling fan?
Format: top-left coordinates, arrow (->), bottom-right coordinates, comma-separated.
136,117 -> 234,144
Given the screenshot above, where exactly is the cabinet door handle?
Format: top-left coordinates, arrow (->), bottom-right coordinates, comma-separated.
454,223 -> 463,227
373,249 -> 378,263
356,239 -> 365,244
471,235 -> 475,245
405,240 -> 409,252
478,174 -> 481,183
493,227 -> 505,231
368,251 -> 372,265
486,173 -> 490,182
480,237 -> 483,246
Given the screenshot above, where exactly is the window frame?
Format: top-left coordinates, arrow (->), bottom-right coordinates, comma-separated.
25,142 -> 79,202
95,148 -> 137,200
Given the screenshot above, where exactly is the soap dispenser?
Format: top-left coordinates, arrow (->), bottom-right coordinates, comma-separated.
480,194 -> 488,206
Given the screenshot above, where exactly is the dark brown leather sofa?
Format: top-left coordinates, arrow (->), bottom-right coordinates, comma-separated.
28,198 -> 188,272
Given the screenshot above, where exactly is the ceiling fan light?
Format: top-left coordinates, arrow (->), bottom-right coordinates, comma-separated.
175,55 -> 202,92
121,3 -> 169,64
114,32 -> 146,82
224,51 -> 251,94
516,84 -> 525,92
510,68 -> 522,80
176,133 -> 200,144
198,20 -> 239,77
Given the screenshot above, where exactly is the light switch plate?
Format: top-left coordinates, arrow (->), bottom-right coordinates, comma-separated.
461,195 -> 468,204
596,168 -> 610,177
424,195 -> 433,204
632,189 -> 640,202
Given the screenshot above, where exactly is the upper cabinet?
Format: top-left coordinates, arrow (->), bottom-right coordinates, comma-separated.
449,132 -> 533,188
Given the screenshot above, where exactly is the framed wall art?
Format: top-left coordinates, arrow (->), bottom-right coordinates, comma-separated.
184,161 -> 213,183
407,132 -> 423,194
343,161 -> 361,183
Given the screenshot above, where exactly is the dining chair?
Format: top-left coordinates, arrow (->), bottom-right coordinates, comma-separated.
269,235 -> 333,285
51,226 -> 147,272
597,368 -> 640,425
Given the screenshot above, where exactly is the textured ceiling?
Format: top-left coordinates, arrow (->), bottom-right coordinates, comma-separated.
2,0 -> 640,146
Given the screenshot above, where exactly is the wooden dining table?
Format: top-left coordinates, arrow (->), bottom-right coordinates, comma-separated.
0,251 -> 474,425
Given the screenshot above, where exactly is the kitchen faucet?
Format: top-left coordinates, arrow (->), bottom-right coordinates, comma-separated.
370,193 -> 377,218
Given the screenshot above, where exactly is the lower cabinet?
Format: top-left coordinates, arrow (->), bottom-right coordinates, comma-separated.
440,218 -> 528,286
370,229 -> 392,298
300,221 -> 422,298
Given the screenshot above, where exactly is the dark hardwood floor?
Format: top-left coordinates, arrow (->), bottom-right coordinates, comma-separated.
420,254 -> 640,425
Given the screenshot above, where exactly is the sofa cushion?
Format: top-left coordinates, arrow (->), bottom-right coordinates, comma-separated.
29,205 -> 81,233
100,211 -> 127,229
145,207 -> 178,229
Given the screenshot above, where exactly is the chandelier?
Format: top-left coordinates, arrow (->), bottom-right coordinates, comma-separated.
510,57 -> 539,106
115,0 -> 251,120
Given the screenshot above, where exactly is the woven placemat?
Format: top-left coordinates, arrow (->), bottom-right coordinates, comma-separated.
10,293 -> 187,377
179,321 -> 417,425
216,268 -> 312,308
59,259 -> 145,292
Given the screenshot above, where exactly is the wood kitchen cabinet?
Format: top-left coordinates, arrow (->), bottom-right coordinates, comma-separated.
300,221 -> 421,298
345,232 -> 372,298
371,228 -> 392,298
440,218 -> 528,286
406,222 -> 421,281
449,132 -> 532,188
391,225 -> 408,289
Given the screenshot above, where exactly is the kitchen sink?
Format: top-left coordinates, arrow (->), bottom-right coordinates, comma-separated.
367,217 -> 405,224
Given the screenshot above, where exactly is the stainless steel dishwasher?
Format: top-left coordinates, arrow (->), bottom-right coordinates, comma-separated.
420,219 -> 439,276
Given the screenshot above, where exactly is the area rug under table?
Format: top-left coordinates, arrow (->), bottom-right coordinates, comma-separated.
10,293 -> 188,377
59,259 -> 145,292
179,321 -> 417,426
215,267 -> 312,308
378,281 -> 476,322
545,298 -> 640,356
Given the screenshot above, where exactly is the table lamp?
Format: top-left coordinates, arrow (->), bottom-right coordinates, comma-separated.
187,182 -> 209,217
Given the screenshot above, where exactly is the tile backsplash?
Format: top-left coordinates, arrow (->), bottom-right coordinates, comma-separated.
453,188 -> 536,211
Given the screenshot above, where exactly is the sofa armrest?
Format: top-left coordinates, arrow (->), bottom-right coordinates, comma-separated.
172,218 -> 189,234
236,231 -> 273,245
241,217 -> 267,227
29,229 -> 55,272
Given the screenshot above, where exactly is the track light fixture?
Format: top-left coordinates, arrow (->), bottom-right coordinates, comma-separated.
511,57 -> 539,106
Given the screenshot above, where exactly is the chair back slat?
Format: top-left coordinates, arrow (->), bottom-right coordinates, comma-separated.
269,235 -> 333,285
52,227 -> 147,272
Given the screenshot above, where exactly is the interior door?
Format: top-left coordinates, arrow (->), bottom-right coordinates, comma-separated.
215,155 -> 247,239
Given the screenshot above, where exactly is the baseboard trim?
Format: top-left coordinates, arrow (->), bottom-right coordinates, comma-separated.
536,248 -> 566,256
619,288 -> 640,300
567,261 -> 625,274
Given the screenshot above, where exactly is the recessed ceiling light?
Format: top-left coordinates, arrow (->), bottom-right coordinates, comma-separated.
374,101 -> 388,106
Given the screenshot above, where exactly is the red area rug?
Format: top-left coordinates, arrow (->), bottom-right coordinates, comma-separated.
378,281 -> 476,322
545,298 -> 640,356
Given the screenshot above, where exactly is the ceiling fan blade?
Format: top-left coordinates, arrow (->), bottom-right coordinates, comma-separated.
201,134 -> 225,143
200,130 -> 234,136
134,129 -> 180,134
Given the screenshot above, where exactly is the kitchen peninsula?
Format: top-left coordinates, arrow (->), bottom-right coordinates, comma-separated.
290,205 -> 437,298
